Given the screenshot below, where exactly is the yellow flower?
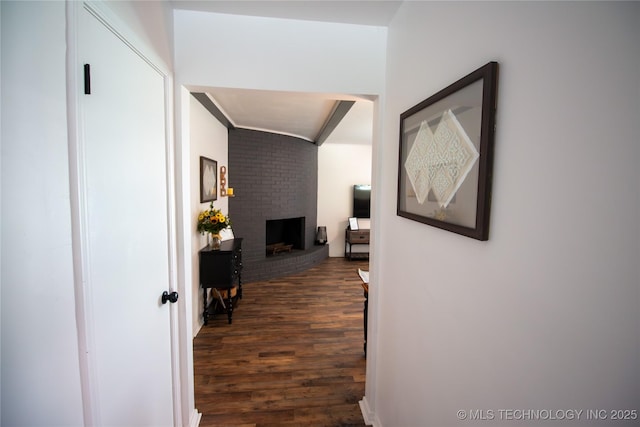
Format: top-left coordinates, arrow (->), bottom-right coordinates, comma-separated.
196,202 -> 231,235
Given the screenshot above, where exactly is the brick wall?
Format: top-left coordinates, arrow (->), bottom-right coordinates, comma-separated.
228,128 -> 328,282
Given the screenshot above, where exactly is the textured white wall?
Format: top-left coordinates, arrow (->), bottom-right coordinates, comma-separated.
189,95 -> 229,337
369,2 -> 640,426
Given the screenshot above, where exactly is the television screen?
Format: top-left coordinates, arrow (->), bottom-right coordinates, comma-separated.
353,185 -> 371,218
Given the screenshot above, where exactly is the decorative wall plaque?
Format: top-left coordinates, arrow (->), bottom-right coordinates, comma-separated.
397,62 -> 499,240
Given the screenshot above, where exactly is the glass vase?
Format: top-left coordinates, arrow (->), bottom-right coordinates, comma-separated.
209,233 -> 221,250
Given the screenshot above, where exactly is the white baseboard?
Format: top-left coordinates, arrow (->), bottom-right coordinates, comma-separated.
193,320 -> 203,338
359,397 -> 380,427
188,408 -> 202,427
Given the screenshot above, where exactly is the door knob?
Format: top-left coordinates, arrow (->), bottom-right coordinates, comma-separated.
162,291 -> 179,304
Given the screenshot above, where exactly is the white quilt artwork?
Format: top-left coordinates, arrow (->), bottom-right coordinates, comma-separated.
203,164 -> 217,198
404,109 -> 479,208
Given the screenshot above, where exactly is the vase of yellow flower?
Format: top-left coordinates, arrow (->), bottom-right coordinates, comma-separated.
197,202 -> 232,250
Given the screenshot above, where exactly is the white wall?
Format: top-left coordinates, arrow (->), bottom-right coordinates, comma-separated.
367,2 -> 640,426
174,10 -> 386,96
189,94 -> 229,337
1,2 -> 84,424
318,142 -> 372,257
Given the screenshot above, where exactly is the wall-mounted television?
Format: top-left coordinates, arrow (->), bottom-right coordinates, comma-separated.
353,184 -> 371,218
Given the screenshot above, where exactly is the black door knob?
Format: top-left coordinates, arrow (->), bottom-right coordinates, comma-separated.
162,291 -> 179,304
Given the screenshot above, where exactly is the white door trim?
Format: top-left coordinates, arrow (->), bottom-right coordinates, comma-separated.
66,3 -> 97,423
65,1 -> 190,425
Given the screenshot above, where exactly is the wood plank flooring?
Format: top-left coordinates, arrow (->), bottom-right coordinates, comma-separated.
194,257 -> 369,427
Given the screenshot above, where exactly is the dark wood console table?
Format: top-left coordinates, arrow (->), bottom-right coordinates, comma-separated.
199,238 -> 243,324
345,228 -> 370,260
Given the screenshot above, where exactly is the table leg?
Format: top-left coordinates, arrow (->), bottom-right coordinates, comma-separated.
227,287 -> 233,324
203,288 -> 209,325
363,289 -> 368,357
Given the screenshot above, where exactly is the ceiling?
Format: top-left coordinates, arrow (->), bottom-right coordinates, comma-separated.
171,0 -> 402,27
191,88 -> 375,144
172,1 -> 402,145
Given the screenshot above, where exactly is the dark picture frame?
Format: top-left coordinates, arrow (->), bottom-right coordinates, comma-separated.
200,156 -> 218,203
397,62 -> 498,240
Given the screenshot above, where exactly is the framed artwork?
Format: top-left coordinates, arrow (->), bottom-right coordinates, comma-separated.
200,156 -> 218,203
348,217 -> 359,231
397,61 -> 499,240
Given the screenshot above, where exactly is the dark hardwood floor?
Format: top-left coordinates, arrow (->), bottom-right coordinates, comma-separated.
194,256 -> 370,427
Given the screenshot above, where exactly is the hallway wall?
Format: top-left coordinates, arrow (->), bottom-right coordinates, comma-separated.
369,2 -> 640,425
1,3 -> 83,422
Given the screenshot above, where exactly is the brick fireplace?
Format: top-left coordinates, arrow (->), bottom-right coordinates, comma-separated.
228,128 -> 328,282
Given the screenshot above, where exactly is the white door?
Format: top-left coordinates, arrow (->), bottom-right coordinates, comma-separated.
79,7 -> 175,426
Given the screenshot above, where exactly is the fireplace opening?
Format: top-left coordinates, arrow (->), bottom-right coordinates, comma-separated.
266,217 -> 305,256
